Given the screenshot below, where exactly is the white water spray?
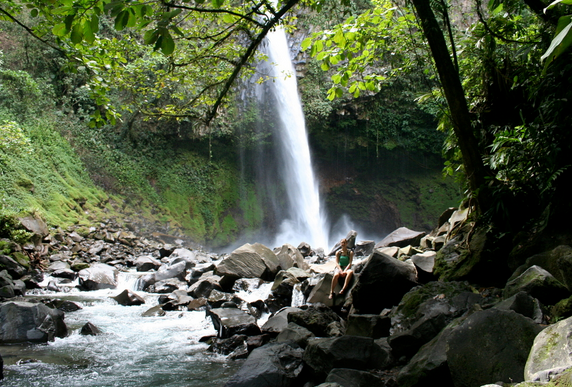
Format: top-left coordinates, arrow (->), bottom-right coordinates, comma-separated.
261,26 -> 329,249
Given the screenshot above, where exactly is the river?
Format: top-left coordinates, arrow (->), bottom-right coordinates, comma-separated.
0,271 -> 271,386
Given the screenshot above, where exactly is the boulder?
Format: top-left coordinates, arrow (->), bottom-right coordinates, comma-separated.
261,307 -> 303,334
345,314 -> 390,339
354,240 -> 375,257
303,335 -> 391,378
276,322 -> 315,348
504,265 -> 570,306
275,244 -> 308,271
111,289 -> 146,306
410,251 -> 437,281
0,301 -> 67,343
325,368 -> 385,387
209,308 -> 261,338
80,322 -> 101,336
216,243 -> 277,280
135,255 -> 161,272
78,263 -> 118,290
375,227 -> 426,249
351,250 -> 418,314
0,254 -> 27,278
148,278 -> 187,294
287,304 -> 342,337
494,291 -> 543,323
525,315 -> 572,382
188,273 -> 222,298
396,320 -> 458,387
446,308 -> 543,387
154,261 -> 187,282
224,342 -> 305,387
141,305 -> 166,317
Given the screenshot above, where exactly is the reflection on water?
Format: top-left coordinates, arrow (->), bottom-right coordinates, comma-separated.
1,273 -> 246,386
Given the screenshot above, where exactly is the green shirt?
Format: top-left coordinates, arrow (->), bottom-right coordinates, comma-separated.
339,254 -> 350,269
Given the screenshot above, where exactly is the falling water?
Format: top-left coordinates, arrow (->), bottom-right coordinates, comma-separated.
259,26 -> 329,250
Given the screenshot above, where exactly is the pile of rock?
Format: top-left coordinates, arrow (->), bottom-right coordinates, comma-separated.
3,209 -> 572,387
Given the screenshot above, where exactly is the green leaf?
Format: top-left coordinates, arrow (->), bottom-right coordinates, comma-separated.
541,15 -> 572,70
544,0 -> 572,12
115,10 -> 129,31
160,32 -> 175,56
83,20 -> 95,43
31,9 -> 38,18
301,37 -> 312,51
90,14 -> 100,34
320,62 -> 330,71
52,23 -> 67,37
144,29 -> 159,45
70,23 -> 83,44
212,0 -> 225,7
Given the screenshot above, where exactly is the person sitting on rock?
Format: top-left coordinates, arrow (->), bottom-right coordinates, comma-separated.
329,238 -> 354,299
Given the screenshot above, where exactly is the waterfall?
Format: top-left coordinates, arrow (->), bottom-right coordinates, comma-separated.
256,26 -> 330,250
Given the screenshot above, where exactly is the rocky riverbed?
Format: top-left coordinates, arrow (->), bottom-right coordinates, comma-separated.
2,210 -> 572,387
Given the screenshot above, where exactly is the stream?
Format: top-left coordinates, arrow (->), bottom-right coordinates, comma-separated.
0,271 -> 272,386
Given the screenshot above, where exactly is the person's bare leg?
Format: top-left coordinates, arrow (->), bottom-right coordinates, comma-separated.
339,270 -> 353,295
330,273 -> 340,299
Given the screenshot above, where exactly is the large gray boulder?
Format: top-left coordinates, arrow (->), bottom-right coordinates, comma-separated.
276,322 -> 315,348
216,243 -> 279,280
78,263 -> 118,290
224,342 -> 305,387
351,250 -> 418,314
375,227 -> 426,249
261,307 -> 303,334
525,315 -> 572,382
504,265 -> 570,306
0,254 -> 27,278
0,301 -> 67,343
111,289 -> 146,306
275,244 -> 309,271
135,255 -> 161,272
287,304 -> 342,337
303,335 -> 392,378
446,308 -> 543,387
396,320 -> 458,387
209,308 -> 261,338
388,281 -> 481,358
345,314 -> 390,339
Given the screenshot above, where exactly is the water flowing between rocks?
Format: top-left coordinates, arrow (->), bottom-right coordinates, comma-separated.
1,271 -> 274,386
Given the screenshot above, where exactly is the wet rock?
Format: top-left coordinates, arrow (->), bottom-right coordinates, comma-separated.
261,307 -> 303,335
148,278 -> 187,294
208,334 -> 247,356
224,342 -> 305,387
112,289 -> 146,306
351,250 -> 418,314
78,263 -> 118,290
80,321 -> 101,336
186,297 -> 208,311
155,261 -> 187,282
141,305 -> 166,317
0,301 -> 67,343
42,299 -> 82,312
209,308 -> 261,338
135,255 -> 161,272
188,273 -> 222,298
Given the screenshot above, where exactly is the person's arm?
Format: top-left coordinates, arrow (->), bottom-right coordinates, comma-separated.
335,251 -> 342,271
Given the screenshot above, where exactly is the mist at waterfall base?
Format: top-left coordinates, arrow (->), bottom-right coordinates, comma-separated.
233,26 -> 384,253
1,272 -> 273,386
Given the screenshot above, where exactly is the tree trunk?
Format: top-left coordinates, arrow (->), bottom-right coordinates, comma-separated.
411,0 -> 490,211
